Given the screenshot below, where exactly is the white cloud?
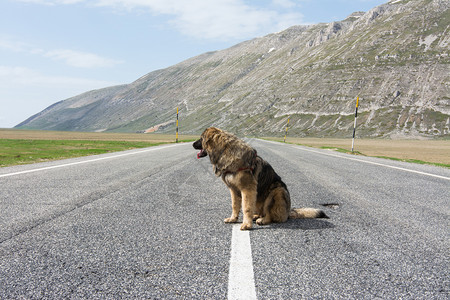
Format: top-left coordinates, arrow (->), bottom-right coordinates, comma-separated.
271,0 -> 297,8
0,65 -> 114,87
163,0 -> 302,40
14,0 -> 85,5
44,49 -> 123,68
14,0 -> 304,41
0,37 -> 122,68
108,0 -> 303,40
0,37 -> 44,54
0,38 -> 26,52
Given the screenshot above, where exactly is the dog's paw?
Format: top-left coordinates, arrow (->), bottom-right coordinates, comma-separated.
224,217 -> 238,223
255,217 -> 266,225
240,222 -> 252,230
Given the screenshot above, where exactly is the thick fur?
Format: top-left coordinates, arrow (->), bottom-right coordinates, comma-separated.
193,127 -> 327,230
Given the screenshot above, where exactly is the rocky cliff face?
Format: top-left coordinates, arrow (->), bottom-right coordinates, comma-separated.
17,0 -> 450,138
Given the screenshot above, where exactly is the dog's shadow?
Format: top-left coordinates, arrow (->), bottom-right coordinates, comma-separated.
253,218 -> 335,231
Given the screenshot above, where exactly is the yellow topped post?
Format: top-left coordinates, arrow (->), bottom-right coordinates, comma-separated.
284,118 -> 290,143
176,107 -> 179,143
351,97 -> 359,152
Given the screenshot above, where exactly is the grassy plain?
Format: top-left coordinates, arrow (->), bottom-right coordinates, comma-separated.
0,129 -> 197,142
0,129 -> 197,167
266,137 -> 450,168
1,129 -> 448,168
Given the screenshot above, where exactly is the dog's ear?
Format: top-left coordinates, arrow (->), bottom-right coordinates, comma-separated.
201,127 -> 221,150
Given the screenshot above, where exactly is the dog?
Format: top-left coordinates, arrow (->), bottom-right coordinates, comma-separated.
193,127 -> 327,230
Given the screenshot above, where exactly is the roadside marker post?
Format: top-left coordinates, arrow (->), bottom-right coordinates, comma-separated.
176,107 -> 179,143
284,118 -> 290,143
351,96 -> 359,152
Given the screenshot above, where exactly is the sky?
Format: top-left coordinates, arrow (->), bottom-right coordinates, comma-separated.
1,0 -> 387,128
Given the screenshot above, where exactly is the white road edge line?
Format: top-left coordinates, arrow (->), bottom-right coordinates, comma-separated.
228,224 -> 257,300
261,139 -> 450,181
0,143 -> 184,178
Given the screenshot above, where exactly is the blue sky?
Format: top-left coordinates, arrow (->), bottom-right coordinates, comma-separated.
1,0 -> 387,128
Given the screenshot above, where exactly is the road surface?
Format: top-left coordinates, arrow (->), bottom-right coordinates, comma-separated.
0,139 -> 448,299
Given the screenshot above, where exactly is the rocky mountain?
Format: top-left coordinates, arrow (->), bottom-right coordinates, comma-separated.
16,0 -> 450,138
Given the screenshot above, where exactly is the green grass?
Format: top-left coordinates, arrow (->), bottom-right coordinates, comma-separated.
265,139 -> 450,169
373,156 -> 450,169
320,146 -> 449,167
319,146 -> 364,156
0,139 -> 168,167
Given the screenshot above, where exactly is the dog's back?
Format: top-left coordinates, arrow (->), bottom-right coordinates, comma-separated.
253,155 -> 327,224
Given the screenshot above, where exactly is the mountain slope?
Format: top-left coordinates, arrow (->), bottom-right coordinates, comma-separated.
16,0 -> 450,138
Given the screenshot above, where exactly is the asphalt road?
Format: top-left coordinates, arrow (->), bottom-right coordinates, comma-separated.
0,139 -> 448,299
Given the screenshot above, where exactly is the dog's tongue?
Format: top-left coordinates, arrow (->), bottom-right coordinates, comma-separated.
197,149 -> 206,159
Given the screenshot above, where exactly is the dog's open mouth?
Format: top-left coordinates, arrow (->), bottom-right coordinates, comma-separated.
193,138 -> 207,158
197,149 -> 207,159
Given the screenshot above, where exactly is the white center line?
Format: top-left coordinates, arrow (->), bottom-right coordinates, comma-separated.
0,143 -> 184,178
228,224 -> 257,300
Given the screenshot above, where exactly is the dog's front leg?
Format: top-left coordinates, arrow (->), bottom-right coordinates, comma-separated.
240,189 -> 256,230
224,188 -> 241,223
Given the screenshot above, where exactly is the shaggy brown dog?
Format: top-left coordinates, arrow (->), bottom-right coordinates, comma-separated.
193,127 -> 327,230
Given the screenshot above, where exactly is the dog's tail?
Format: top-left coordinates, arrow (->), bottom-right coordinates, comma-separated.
289,208 -> 328,219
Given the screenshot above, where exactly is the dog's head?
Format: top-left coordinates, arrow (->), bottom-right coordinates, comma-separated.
192,127 -> 222,159
193,127 -> 257,176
